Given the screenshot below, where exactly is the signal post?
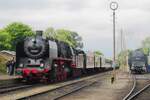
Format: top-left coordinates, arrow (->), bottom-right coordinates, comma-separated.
110,1 -> 118,83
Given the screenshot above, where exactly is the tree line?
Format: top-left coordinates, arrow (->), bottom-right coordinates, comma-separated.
0,22 -> 84,51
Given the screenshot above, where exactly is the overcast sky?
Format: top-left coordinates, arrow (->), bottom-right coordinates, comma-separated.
0,0 -> 150,57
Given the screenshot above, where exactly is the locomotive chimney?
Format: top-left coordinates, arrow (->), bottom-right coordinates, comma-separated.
36,30 -> 43,36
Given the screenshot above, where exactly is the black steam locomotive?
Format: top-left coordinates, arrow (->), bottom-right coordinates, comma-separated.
15,31 -> 112,81
128,49 -> 148,73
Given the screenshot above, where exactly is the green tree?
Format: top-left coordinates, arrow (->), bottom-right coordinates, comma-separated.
44,28 -> 83,49
142,37 -> 150,55
94,51 -> 103,56
117,50 -> 131,67
55,29 -> 74,47
4,22 -> 34,50
44,27 -> 56,39
0,30 -> 11,50
70,32 -> 83,49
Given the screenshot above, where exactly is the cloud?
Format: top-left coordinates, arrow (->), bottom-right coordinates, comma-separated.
0,0 -> 150,57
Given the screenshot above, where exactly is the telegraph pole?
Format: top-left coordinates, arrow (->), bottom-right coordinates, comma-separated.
110,1 -> 118,83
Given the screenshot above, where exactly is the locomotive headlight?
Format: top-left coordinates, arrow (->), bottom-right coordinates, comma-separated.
131,66 -> 134,69
54,64 -> 58,67
40,63 -> 44,67
143,67 -> 146,70
19,64 -> 23,67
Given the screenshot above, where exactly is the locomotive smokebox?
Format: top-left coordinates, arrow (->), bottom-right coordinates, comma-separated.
36,30 -> 43,36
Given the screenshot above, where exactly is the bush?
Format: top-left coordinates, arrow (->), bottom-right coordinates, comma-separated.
0,55 -> 7,74
0,52 -> 15,74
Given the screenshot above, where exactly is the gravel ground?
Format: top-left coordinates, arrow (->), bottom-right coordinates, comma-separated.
0,75 -> 19,86
59,71 -> 133,100
0,75 -> 17,80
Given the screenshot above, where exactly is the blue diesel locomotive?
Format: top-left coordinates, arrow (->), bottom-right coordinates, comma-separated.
128,50 -> 148,73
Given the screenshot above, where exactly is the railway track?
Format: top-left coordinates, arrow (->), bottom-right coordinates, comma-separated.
20,79 -> 97,100
0,71 -> 112,100
0,79 -> 41,94
19,71 -> 112,100
123,74 -> 150,100
0,83 -> 33,94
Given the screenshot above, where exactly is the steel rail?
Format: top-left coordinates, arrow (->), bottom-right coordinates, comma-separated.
122,75 -> 136,100
123,74 -> 150,100
53,81 -> 97,100
127,83 -> 150,100
0,84 -> 33,94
